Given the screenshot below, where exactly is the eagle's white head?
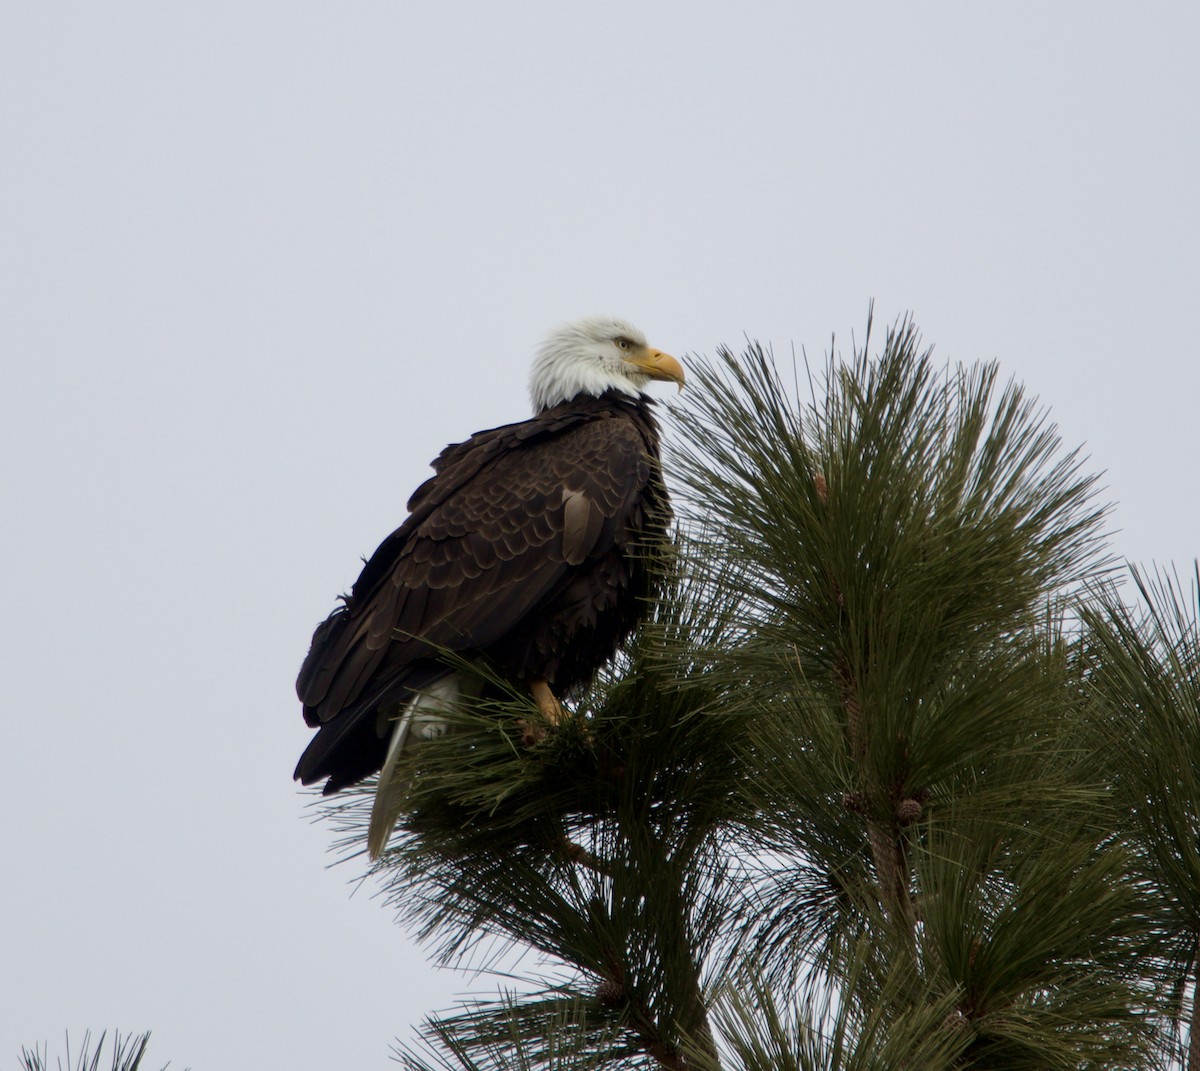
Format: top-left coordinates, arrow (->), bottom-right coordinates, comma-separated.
529,316 -> 685,413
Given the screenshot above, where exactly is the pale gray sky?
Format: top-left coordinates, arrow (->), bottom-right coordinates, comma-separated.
2,3 -> 1197,1068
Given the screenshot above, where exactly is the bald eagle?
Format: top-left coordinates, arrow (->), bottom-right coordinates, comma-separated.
295,316 -> 684,856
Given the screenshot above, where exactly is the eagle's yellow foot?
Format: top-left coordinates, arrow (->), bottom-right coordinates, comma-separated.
520,679 -> 565,746
532,678 -> 566,724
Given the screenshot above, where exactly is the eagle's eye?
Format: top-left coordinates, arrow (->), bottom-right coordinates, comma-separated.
614,337 -> 632,351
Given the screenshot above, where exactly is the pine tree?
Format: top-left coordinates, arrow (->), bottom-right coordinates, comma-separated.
320,315 -> 1198,1070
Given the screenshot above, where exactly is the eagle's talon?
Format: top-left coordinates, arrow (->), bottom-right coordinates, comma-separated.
519,718 -> 547,747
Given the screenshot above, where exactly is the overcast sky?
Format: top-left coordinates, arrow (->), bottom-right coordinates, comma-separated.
2,3 -> 1197,1068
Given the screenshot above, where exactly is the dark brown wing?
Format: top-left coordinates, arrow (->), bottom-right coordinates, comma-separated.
294,400 -> 656,788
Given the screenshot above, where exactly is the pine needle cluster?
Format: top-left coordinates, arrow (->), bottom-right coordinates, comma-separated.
17,1031 -> 179,1071
319,314 -> 1199,1071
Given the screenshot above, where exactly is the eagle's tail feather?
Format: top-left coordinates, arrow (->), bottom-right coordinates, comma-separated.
367,674 -> 460,859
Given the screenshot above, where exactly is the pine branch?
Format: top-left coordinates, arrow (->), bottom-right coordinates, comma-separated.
1083,562 -> 1200,1067
838,653 -> 914,940
1190,954 -> 1200,1071
663,319 -> 1160,1068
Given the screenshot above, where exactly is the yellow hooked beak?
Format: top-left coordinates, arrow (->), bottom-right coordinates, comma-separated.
624,347 -> 686,391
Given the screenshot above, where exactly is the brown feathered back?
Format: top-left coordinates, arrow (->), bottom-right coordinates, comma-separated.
294,390 -> 670,794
